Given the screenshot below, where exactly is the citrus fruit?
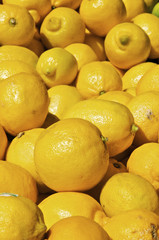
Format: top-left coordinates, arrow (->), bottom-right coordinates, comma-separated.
76,61 -> 122,99
0,72 -> 49,136
38,191 -> 108,230
36,47 -> 78,88
0,3 -> 35,46
34,118 -> 109,192
104,209 -> 159,239
0,124 -> 8,159
122,61 -> 157,90
100,172 -> 159,217
97,90 -> 133,106
65,43 -> 98,71
3,0 -> 52,24
63,98 -> 138,157
0,45 -> 38,68
136,64 -> 159,94
127,142 -> 159,193
6,128 -> 51,193
79,0 -> 126,36
132,13 -> 159,59
0,60 -> 37,81
152,2 -> 159,17
0,193 -> 46,240
40,7 -> 85,48
127,91 -> 159,146
51,0 -> 82,9
104,22 -> 151,69
47,216 -> 110,240
48,85 -> 83,119
0,160 -> 38,202
122,0 -> 146,21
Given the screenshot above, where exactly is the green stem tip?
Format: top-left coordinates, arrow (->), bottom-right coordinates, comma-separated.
131,124 -> 138,135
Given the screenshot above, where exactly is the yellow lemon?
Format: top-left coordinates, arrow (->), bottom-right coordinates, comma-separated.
0,45 -> 38,68
47,216 -> 110,240
0,4 -> 35,46
34,118 -> 109,192
63,99 -> 138,157
122,61 -> 157,90
65,43 -> 98,71
40,7 -> 85,48
48,85 -> 83,119
100,172 -> 159,217
84,29 -> 107,61
0,124 -> 8,159
136,64 -> 159,94
76,61 -> 122,99
127,142 -> 159,194
51,0 -> 82,9
104,209 -> 159,240
0,60 -> 37,81
127,91 -> 159,146
104,22 -> 151,69
122,0 -> 146,21
79,0 -> 126,37
0,160 -> 38,202
0,72 -> 49,136
97,90 -> 133,106
38,191 -> 108,230
3,0 -> 52,24
132,13 -> 159,59
36,47 -> 78,88
0,193 -> 46,240
6,128 -> 52,194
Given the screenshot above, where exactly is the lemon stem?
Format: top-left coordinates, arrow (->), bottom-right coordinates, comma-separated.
9,18 -> 17,26
101,135 -> 108,143
131,124 -> 138,135
99,90 -> 106,95
120,35 -> 129,45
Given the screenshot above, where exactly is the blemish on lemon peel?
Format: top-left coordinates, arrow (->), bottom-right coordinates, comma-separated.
46,17 -> 61,31
146,109 -> 153,120
150,223 -> 158,239
9,18 -> 16,26
113,162 -> 121,169
99,90 -> 106,95
131,124 -> 138,135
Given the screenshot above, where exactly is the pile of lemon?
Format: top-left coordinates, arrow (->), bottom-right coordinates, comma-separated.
0,0 -> 159,239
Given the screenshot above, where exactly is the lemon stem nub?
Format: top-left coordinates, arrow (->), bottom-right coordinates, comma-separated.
101,135 -> 108,143
131,124 -> 138,135
99,90 -> 106,95
120,35 -> 129,45
9,18 -> 17,26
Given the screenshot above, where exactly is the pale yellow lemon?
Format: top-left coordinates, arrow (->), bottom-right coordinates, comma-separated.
127,91 -> 159,146
0,193 -> 46,240
100,172 -> 159,217
104,22 -> 151,69
0,45 -> 38,68
40,7 -> 85,48
47,216 -> 110,240
51,0 -> 82,9
79,0 -> 126,37
65,43 -> 98,71
127,142 -> 159,193
122,61 -> 157,90
76,61 -> 123,99
63,99 -> 138,157
132,13 -> 159,59
136,65 -> 159,94
104,209 -> 159,240
36,47 -> 78,88
0,72 -> 49,136
38,191 -> 108,230
0,60 -> 37,81
48,85 -> 83,119
0,160 -> 38,202
2,0 -> 52,24
34,118 -> 109,192
0,4 -> 35,46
